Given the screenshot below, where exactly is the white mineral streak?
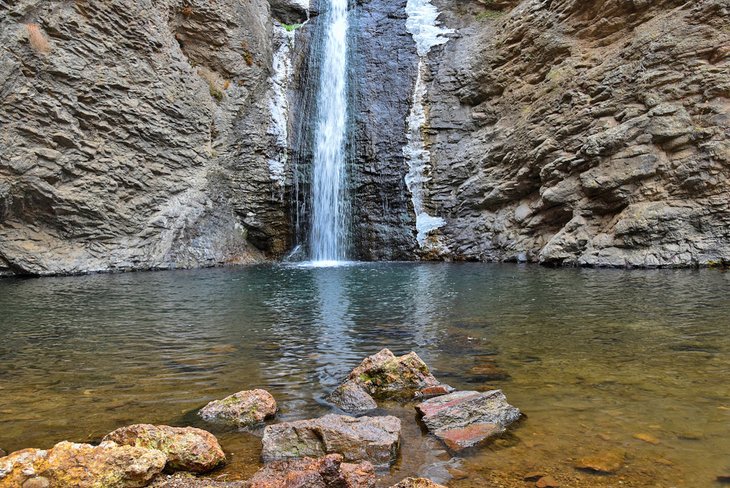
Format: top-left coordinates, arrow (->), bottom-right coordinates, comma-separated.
404,0 -> 454,246
268,25 -> 296,189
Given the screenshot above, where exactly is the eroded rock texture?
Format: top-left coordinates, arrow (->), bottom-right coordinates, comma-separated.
0,0 -> 293,276
420,0 -> 729,267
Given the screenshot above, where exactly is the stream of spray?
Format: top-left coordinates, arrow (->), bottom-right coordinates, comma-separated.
309,0 -> 350,263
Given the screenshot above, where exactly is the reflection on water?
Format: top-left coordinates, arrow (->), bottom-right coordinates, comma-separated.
0,264 -> 728,486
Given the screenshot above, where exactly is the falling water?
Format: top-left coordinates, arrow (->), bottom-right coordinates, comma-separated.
309,0 -> 350,263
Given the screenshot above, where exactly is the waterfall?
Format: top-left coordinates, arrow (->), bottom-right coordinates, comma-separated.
404,0 -> 453,247
309,0 -> 350,263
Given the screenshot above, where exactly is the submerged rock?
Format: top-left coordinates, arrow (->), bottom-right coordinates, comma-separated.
0,449 -> 5,458
416,390 -> 521,451
261,414 -> 401,467
199,389 -> 277,427
247,454 -> 375,487
0,441 -> 166,488
389,478 -> 446,488
328,381 -> 378,415
575,450 -> 625,474
103,424 -> 226,473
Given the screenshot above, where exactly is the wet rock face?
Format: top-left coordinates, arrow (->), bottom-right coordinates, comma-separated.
348,0 -> 419,260
422,0 -> 730,267
0,441 -> 166,488
198,389 -> 277,427
261,414 -> 401,467
0,0 -> 292,276
416,389 -> 521,451
103,424 -> 225,473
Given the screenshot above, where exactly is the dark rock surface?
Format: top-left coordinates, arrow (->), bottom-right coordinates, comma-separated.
261,414 -> 401,467
416,389 -> 521,451
348,0 -> 419,260
420,0 -> 730,267
0,0 -> 293,276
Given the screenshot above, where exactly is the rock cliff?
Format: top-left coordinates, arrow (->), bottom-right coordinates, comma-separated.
420,0 -> 730,266
1,0 -> 728,275
0,0 -> 298,275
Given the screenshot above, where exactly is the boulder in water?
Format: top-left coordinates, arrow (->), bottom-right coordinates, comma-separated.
0,441 -> 166,488
103,424 -> 225,473
574,450 -> 625,474
416,390 -> 521,451
199,389 -> 277,427
261,414 -> 401,467
327,381 -> 378,415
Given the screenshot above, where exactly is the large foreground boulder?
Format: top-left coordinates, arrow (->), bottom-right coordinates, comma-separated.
104,424 -> 226,473
0,441 -> 166,488
328,349 -> 451,414
416,390 -> 521,451
199,389 -> 277,427
261,414 -> 401,467
247,454 -> 375,488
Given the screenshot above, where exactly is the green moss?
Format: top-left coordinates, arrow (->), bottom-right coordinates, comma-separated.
281,23 -> 303,32
476,9 -> 503,21
209,85 -> 223,101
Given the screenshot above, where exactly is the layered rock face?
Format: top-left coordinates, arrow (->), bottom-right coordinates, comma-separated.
420,0 -> 730,266
0,0 -> 296,276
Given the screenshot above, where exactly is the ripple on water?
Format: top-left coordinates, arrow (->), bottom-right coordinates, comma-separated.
0,264 -> 728,487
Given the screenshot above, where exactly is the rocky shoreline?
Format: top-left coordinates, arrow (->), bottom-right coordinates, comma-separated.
0,349 -> 525,488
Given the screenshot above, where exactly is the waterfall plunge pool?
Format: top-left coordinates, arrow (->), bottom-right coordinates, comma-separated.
0,263 -> 728,487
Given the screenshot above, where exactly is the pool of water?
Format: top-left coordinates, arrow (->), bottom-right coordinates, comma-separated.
1,263 -> 728,487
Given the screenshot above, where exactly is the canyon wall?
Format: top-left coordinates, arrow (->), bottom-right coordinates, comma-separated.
1,0 -> 728,275
419,0 -> 730,266
0,0 -> 302,275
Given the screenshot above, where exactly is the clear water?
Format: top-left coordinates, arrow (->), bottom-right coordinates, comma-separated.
309,0 -> 350,262
0,264 -> 728,487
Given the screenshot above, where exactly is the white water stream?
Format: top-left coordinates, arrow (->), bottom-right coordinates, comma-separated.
310,0 -> 350,263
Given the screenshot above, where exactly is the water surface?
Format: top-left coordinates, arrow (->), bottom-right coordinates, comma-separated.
1,264 -> 728,487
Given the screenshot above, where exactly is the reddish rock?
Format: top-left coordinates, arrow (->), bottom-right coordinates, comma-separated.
389,478 -> 446,488
536,475 -> 560,488
416,390 -> 521,451
261,414 -> 401,467
0,441 -> 166,488
247,454 -> 375,488
103,424 -> 226,473
415,384 -> 455,399
199,389 -> 277,427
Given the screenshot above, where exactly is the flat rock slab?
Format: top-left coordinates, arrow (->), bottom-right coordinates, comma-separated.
199,389 -> 277,427
261,414 -> 401,467
416,390 -> 521,451
575,450 -> 625,474
104,424 -> 226,473
0,441 -> 166,488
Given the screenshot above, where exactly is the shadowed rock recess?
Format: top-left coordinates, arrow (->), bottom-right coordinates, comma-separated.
1,0 -> 728,274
